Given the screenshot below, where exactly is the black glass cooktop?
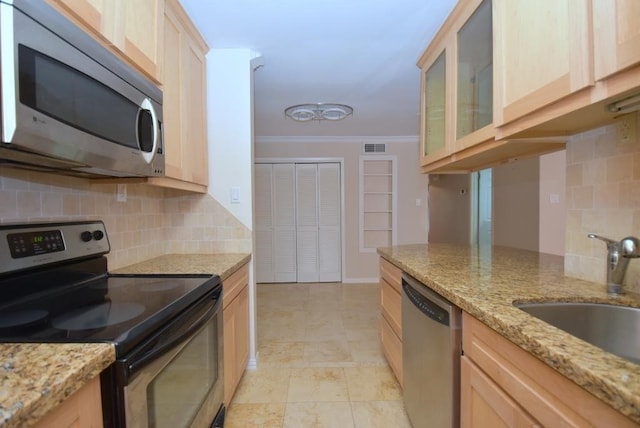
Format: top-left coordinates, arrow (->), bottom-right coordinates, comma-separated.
0,263 -> 220,356
0,221 -> 222,358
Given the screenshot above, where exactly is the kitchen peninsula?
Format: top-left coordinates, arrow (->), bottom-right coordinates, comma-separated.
379,243 -> 640,425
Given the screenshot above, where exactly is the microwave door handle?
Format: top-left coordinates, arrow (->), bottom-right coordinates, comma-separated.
138,98 -> 158,164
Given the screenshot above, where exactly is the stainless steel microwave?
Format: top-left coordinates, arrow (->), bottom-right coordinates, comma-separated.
0,0 -> 164,178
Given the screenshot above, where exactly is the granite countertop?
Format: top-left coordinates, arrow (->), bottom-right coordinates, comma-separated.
0,252 -> 250,428
378,243 -> 640,424
0,343 -> 115,428
112,253 -> 251,280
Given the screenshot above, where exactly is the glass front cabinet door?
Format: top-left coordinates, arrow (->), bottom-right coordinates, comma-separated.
419,0 -> 494,172
456,0 -> 493,145
421,50 -> 448,164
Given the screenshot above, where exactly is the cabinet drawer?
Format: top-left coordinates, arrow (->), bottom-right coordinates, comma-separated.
380,258 -> 402,293
223,264 -> 249,309
381,316 -> 402,386
461,356 -> 539,427
463,313 -> 637,427
380,277 -> 402,337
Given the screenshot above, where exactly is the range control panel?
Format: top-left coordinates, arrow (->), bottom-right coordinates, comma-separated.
0,221 -> 110,274
8,229 -> 66,258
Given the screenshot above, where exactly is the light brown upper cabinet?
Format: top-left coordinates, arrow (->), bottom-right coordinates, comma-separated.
46,0 -> 210,192
419,0 -> 565,173
147,0 -> 209,192
454,0 -> 493,149
494,0 -> 640,140
419,0 -> 640,172
47,0 -> 163,84
593,0 -> 640,81
419,0 -> 495,171
420,50 -> 449,166
493,0 -> 593,128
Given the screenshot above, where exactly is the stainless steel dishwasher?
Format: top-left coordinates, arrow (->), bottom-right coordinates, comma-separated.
402,273 -> 462,428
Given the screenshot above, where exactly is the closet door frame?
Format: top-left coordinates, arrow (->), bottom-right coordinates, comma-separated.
255,157 -> 345,283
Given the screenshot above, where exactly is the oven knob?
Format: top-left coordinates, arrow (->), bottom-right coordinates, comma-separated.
92,230 -> 104,241
80,231 -> 93,242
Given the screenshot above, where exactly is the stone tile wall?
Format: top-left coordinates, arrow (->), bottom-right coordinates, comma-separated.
0,168 -> 251,270
565,112 -> 640,293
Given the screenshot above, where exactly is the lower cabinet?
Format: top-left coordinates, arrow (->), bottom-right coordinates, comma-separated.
379,257 -> 403,385
461,312 -> 637,427
34,376 -> 103,428
461,357 -> 539,427
223,263 -> 250,405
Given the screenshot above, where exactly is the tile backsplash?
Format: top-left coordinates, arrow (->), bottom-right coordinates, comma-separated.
0,168 -> 251,270
565,112 -> 640,294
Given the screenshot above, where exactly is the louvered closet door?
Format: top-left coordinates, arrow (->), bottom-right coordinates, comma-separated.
318,163 -> 341,282
295,163 -> 342,283
257,162 -> 341,283
295,164 -> 319,282
254,164 -> 275,282
273,164 -> 297,282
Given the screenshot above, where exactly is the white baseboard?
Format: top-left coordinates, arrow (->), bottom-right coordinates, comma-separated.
342,277 -> 379,284
247,355 -> 258,370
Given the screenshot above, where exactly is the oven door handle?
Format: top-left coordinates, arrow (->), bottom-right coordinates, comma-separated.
124,294 -> 221,379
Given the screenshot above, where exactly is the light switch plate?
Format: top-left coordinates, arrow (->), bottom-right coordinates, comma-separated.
230,186 -> 240,203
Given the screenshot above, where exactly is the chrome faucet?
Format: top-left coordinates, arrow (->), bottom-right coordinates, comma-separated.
588,234 -> 640,295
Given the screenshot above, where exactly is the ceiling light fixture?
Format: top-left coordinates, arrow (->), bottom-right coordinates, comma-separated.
284,103 -> 353,122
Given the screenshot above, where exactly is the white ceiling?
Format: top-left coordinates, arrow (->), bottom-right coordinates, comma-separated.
180,0 -> 456,139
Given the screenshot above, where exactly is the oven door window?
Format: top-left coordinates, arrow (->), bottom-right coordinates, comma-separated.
146,316 -> 219,428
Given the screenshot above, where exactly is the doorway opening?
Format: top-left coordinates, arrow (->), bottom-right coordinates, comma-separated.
471,168 -> 492,246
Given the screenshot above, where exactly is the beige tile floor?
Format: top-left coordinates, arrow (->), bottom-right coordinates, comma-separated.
225,282 -> 413,428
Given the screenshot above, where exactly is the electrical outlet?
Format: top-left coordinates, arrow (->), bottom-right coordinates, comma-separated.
616,113 -> 637,145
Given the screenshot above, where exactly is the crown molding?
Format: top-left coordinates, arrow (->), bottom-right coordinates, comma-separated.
255,135 -> 418,144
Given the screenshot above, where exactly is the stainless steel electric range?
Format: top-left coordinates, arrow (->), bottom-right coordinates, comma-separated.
0,221 -> 224,428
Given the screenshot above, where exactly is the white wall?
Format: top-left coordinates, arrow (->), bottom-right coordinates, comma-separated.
539,150 -> 566,256
491,153 -> 566,254
255,137 -> 428,282
207,49 -> 258,229
428,174 -> 471,244
207,48 -> 260,368
493,157 -> 540,251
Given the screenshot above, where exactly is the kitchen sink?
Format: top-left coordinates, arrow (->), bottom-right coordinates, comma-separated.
515,302 -> 640,364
